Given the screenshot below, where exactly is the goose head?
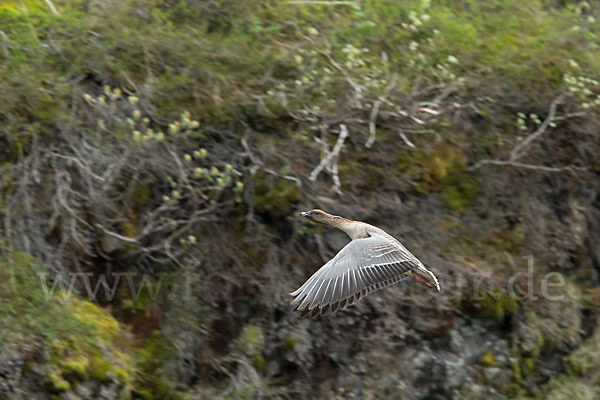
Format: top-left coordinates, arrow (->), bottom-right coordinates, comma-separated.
300,209 -> 337,225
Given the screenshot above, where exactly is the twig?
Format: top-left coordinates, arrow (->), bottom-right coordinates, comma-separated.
467,160 -> 585,173
365,74 -> 396,148
552,111 -> 585,121
365,100 -> 381,148
47,152 -> 105,182
432,85 -> 455,105
409,115 -> 426,125
309,124 -> 349,181
264,169 -> 302,187
330,158 -> 342,194
321,47 -> 362,96
471,94 -> 586,173
241,133 -> 263,175
416,107 -> 440,115
399,132 -> 416,148
44,0 -> 59,15
95,223 -> 139,244
510,95 -> 564,161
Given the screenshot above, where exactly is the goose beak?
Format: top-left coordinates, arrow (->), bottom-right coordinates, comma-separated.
300,211 -> 311,217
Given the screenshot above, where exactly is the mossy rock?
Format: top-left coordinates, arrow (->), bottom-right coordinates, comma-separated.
467,289 -> 519,321
516,282 -> 583,355
45,297 -> 135,390
0,251 -> 135,395
480,349 -> 495,366
564,321 -> 600,380
544,376 -> 598,400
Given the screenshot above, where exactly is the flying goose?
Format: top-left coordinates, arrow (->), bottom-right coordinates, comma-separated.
290,209 -> 440,318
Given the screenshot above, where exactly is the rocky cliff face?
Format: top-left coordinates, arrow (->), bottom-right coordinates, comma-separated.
2,0 -> 600,399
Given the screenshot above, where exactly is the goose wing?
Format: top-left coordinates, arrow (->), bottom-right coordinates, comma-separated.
290,232 -> 426,318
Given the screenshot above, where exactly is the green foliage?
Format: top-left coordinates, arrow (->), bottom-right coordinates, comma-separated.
0,251 -> 89,343
0,250 -> 134,394
564,320 -> 600,380
1,0 -> 600,398
134,331 -> 178,398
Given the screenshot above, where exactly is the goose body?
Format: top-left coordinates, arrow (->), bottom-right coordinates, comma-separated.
290,209 -> 440,318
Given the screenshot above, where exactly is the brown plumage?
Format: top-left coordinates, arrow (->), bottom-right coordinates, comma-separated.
290,209 -> 440,318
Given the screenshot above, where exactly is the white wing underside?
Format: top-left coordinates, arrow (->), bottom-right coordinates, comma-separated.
290,233 -> 440,318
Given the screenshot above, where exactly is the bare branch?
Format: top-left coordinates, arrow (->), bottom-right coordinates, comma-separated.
264,169 -> 302,187
44,0 -> 59,15
365,74 -> 396,148
241,133 -> 263,175
399,132 -> 416,148
471,95 -> 587,173
365,100 -> 381,148
95,223 -> 139,244
309,124 -> 349,181
416,107 -> 440,115
321,48 -> 363,96
330,158 -> 342,194
467,159 -> 585,173
47,152 -> 105,182
510,95 -> 564,161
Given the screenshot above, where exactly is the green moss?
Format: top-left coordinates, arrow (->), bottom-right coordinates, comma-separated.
59,356 -> 89,377
470,289 -> 519,321
282,337 -> 298,353
133,332 -> 180,399
251,355 -> 265,370
480,349 -> 495,366
252,172 -> 300,217
46,297 -> 135,390
47,368 -> 71,392
120,219 -> 138,243
440,175 -> 479,212
135,389 -> 154,400
70,299 -> 121,341
395,143 -> 474,198
504,295 -> 519,314
0,251 -> 134,394
113,367 -> 131,385
89,355 -> 112,381
513,356 -> 522,382
523,357 -> 535,376
135,332 -> 174,371
235,323 -> 264,357
544,376 -> 597,400
530,333 -> 544,360
564,321 -> 600,379
130,183 -> 152,207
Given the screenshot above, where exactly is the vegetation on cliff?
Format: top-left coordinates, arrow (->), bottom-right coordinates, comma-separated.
1,0 -> 600,398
